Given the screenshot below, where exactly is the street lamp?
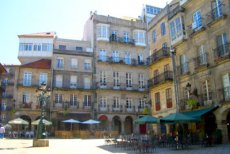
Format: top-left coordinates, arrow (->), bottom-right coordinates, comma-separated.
170,47 -> 180,112
36,82 -> 51,139
186,82 -> 191,99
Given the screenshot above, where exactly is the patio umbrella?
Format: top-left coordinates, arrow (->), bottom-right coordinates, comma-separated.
8,118 -> 29,125
160,112 -> 199,123
81,119 -> 100,124
32,119 -> 52,126
134,115 -> 158,124
62,119 -> 80,130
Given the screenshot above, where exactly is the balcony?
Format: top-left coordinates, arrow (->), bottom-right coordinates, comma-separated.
214,43 -> 230,61
112,105 -> 123,112
177,63 -> 190,76
53,83 -> 94,90
2,93 -> 13,99
97,56 -> 147,66
206,4 -> 228,26
147,47 -> 170,65
218,86 -> 230,103
96,82 -> 148,92
197,92 -> 214,107
148,71 -> 173,87
109,34 -> 135,45
98,104 -> 110,112
193,53 -> 209,69
168,5 -> 185,20
19,102 -> 32,109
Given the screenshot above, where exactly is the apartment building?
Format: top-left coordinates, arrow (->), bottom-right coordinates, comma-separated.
141,4 -> 162,23
0,65 -> 18,124
83,13 -> 149,134
147,6 -> 175,134
51,38 -> 93,130
167,0 -> 230,142
0,63 -> 7,124
15,59 -> 52,129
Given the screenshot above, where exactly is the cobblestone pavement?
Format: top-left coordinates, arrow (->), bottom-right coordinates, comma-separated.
0,138 -> 229,154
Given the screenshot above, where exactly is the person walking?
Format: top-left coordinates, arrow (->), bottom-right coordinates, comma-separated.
0,124 -> 6,139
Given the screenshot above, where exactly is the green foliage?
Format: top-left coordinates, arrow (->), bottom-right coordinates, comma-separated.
143,107 -> 151,115
63,110 -> 69,116
186,98 -> 197,109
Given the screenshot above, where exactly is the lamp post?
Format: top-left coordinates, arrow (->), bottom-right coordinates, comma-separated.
36,83 -> 51,139
170,47 -> 180,112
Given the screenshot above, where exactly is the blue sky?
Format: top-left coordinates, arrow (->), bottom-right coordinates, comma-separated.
0,0 -> 169,65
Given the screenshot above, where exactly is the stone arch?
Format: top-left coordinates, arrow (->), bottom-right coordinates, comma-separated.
20,115 -> 31,130
112,116 -> 121,134
124,116 -> 133,134
99,115 -> 109,130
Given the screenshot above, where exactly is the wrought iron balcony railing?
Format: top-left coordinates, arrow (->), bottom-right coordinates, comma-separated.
96,82 -> 147,91
206,3 -> 228,25
214,43 -> 230,60
147,47 -> 170,65
109,34 -> 135,45
148,71 -> 173,87
193,53 -> 209,69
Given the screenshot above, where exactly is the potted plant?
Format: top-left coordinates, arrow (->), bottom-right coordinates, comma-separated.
186,98 -> 198,110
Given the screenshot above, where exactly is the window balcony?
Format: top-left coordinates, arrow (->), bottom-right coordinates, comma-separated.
155,103 -> 161,111
147,47 -> 170,65
214,43 -> 230,61
97,56 -> 147,66
19,102 -> 32,109
109,34 -> 135,45
166,99 -> 173,108
193,53 -> 209,69
148,71 -> 173,87
218,86 -> 230,103
206,4 -> 228,26
53,83 -> 93,90
112,105 -> 123,112
177,63 -> 190,76
96,82 -> 148,92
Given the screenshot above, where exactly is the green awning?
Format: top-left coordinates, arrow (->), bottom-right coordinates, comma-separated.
183,106 -> 218,119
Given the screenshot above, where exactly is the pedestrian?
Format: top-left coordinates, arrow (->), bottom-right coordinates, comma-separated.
0,124 -> 6,139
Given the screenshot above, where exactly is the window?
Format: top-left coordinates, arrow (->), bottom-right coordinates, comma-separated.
138,73 -> 145,89
180,55 -> 189,74
70,75 -> 77,88
33,44 -> 42,51
161,22 -> 166,36
99,49 -> 106,62
123,32 -> 129,43
71,58 -> 78,69
152,30 -> 156,43
126,98 -> 132,109
166,88 -> 172,102
70,94 -> 77,106
155,92 -> 160,111
112,51 -> 119,62
84,77 -> 91,89
134,30 -> 146,45
198,45 -> 207,65
84,95 -> 91,107
216,33 -> 228,56
212,0 -> 223,19
59,45 -> 66,50
19,43 -> 33,51
111,30 -> 118,41
113,97 -> 120,108
76,47 -> 83,51
202,79 -> 212,101
56,57 -> 64,68
23,72 -> 32,86
42,43 -> 53,51
55,94 -> 62,104
222,73 -> 230,101
154,70 -> 159,84
84,59 -> 91,70
126,73 -> 132,88
162,42 -> 168,49
55,75 -> 62,87
22,93 -> 30,104
97,24 -> 109,40
139,98 -> 145,109
113,72 -> 120,87
39,73 -> 47,85
100,71 -> 106,86
124,52 -> 131,64
100,97 -> 107,108
169,17 -> 183,42
192,10 -> 202,30
138,53 -> 144,64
